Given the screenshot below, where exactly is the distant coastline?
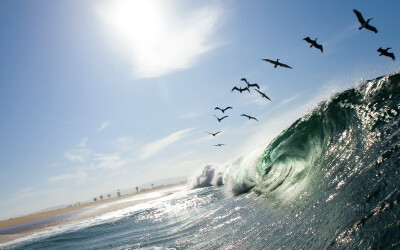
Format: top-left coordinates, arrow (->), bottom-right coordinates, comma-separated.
0,182 -> 186,245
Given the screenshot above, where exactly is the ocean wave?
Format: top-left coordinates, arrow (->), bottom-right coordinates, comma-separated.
222,72 -> 400,246
225,73 -> 400,200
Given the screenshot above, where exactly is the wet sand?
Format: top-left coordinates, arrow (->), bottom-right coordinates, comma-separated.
0,183 -> 186,245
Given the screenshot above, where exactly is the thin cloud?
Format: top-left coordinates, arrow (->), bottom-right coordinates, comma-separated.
64,148 -> 92,163
323,23 -> 359,54
177,112 -> 202,119
96,0 -> 225,78
92,153 -> 126,169
47,171 -> 87,183
111,136 -> 134,152
141,128 -> 193,160
97,121 -> 111,133
278,92 -> 303,106
77,137 -> 88,148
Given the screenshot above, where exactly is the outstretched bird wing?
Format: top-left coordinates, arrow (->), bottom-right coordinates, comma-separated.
353,9 -> 366,24
255,89 -> 263,96
365,24 -> 378,33
209,131 -> 221,136
278,62 -> 292,69
223,106 -> 233,111
315,43 -> 323,53
241,114 -> 249,118
243,87 -> 250,93
262,59 -> 275,64
215,107 -> 222,111
382,51 -> 396,60
249,83 -> 260,89
231,86 -> 239,92
255,89 -> 271,101
250,116 -> 258,121
220,115 -> 228,120
303,37 -> 313,44
240,78 -> 248,84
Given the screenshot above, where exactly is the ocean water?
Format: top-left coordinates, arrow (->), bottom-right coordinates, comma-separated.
2,73 -> 400,249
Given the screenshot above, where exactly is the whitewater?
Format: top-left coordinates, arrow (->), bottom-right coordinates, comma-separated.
1,73 -> 400,249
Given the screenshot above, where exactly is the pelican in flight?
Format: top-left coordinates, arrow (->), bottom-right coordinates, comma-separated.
255,89 -> 271,101
377,47 -> 395,60
214,144 -> 225,147
241,78 -> 260,89
208,131 -> 221,137
215,106 -> 233,113
232,86 -> 250,93
214,115 -> 229,122
303,37 -> 323,53
241,114 -> 258,121
262,59 -> 292,69
353,9 -> 378,33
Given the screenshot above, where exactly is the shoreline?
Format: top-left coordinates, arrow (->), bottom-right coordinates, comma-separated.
0,183 -> 187,245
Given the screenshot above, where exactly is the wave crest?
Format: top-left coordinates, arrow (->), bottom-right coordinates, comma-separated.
224,73 -> 400,203
188,165 -> 223,190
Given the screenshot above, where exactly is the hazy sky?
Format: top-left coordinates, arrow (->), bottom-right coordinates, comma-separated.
0,0 -> 399,219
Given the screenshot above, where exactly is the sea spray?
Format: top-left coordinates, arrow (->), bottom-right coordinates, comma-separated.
187,165 -> 223,189
222,147 -> 265,196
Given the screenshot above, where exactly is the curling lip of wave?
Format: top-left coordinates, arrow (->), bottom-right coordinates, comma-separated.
224,73 -> 400,200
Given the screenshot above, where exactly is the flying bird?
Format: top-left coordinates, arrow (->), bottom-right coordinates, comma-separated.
241,78 -> 260,89
377,47 -> 396,60
208,131 -> 221,137
303,37 -> 323,53
241,114 -> 258,121
214,144 -> 225,147
255,89 -> 271,101
215,106 -> 233,113
214,115 -> 229,122
353,9 -> 378,33
262,59 -> 292,69
247,82 -> 260,89
232,86 -> 250,93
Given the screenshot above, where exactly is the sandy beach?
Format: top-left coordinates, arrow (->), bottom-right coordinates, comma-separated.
0,183 -> 187,245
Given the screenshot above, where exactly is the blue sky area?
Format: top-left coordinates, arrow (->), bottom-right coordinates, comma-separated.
0,0 -> 399,219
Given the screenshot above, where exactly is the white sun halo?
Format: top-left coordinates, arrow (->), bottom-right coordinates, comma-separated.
96,0 -> 222,78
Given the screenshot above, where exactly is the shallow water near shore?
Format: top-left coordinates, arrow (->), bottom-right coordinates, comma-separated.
0,185 -> 185,248
2,187 -> 276,249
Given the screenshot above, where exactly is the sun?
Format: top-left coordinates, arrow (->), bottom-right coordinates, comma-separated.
96,0 -> 222,78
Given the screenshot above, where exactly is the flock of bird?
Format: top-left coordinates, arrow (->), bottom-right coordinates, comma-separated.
210,77 -> 270,146
208,9 -> 396,147
353,9 -> 395,60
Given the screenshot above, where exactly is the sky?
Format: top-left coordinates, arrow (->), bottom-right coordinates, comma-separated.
0,0 -> 399,219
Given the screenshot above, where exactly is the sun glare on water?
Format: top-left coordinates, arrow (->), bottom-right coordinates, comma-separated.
96,0 -> 222,78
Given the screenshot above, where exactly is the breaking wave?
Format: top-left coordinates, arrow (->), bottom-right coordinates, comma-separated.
223,73 -> 400,247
